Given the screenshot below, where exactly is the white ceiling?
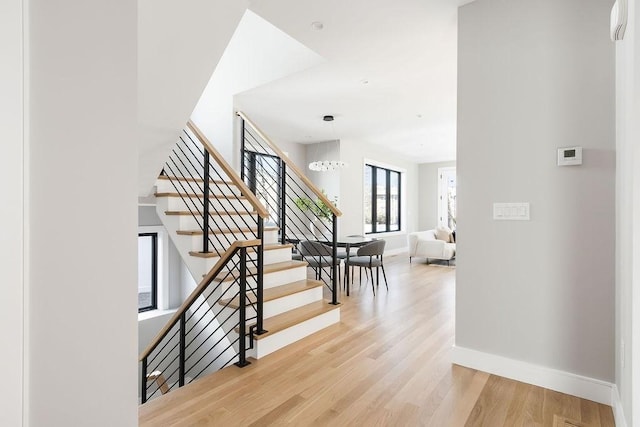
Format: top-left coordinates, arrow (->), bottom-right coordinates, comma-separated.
235,0 -> 471,164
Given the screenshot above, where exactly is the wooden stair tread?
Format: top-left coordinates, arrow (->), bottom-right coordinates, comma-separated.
253,301 -> 339,339
165,210 -> 257,216
201,260 -> 309,280
189,250 -> 223,258
177,226 -> 278,236
219,279 -> 323,308
177,227 -> 260,236
157,175 -> 234,186
188,243 -> 293,258
155,192 -> 246,200
265,243 -> 294,251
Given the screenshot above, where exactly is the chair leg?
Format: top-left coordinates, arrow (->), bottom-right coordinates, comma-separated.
381,265 -> 388,290
376,266 -> 379,287
409,256 -> 412,263
370,268 -> 376,295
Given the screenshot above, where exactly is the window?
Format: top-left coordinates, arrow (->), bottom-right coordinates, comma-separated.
364,164 -> 401,233
138,233 -> 158,312
438,167 -> 456,230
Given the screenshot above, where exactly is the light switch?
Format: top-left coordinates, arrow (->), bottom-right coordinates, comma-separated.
493,202 -> 530,220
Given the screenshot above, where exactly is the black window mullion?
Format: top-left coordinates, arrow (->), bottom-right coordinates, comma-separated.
397,172 -> 401,231
138,232 -> 158,313
371,166 -> 377,233
150,233 -> 158,310
385,169 -> 391,232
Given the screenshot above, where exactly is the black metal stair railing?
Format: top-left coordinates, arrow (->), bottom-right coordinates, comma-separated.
139,241 -> 259,403
159,121 -> 270,334
139,121 -> 271,404
237,111 -> 343,305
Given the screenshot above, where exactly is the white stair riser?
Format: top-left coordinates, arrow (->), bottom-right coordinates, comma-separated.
249,308 -> 340,359
264,266 -> 307,289
162,196 -> 254,213
217,286 -> 324,321
263,229 -> 279,245
183,228 -> 278,252
264,247 -> 293,264
263,287 -> 323,318
185,233 -> 251,252
175,214 -> 258,231
156,178 -> 239,196
194,246 -> 292,271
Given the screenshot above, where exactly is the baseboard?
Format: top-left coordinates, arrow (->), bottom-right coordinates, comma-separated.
384,246 -> 408,257
611,385 -> 628,427
451,346 -> 614,406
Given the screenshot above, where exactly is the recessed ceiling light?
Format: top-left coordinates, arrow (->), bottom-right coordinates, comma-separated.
361,79 -> 369,85
416,114 -> 423,118
323,115 -> 334,122
311,21 -> 324,31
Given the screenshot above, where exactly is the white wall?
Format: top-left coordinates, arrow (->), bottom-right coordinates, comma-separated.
339,139 -> 419,251
27,1 -> 138,425
138,0 -> 248,196
192,9 -> 324,166
418,161 -> 456,231
0,0 -> 24,425
615,0 -> 640,423
456,0 -> 615,386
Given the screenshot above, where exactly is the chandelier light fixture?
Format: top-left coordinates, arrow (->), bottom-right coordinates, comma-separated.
307,115 -> 348,172
308,160 -> 348,172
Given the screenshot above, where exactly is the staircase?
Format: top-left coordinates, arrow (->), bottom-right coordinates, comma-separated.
139,121 -> 340,403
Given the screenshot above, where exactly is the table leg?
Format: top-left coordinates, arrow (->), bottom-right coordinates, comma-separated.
346,244 -> 351,296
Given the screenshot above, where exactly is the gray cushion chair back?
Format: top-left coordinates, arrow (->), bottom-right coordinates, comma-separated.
346,240 -> 388,295
299,240 -> 340,282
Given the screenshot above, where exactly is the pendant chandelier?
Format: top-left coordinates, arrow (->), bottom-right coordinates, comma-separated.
308,160 -> 348,172
307,115 -> 348,172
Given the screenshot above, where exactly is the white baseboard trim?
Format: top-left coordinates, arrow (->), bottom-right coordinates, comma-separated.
451,346 -> 614,406
384,246 -> 408,257
611,385 -> 628,427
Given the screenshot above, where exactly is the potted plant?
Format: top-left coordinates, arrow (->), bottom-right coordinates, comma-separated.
294,192 -> 337,237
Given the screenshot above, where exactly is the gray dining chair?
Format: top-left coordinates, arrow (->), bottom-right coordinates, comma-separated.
299,240 -> 341,283
344,239 -> 387,295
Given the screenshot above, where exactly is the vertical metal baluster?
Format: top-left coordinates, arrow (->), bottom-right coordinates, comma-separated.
331,213 -> 339,305
240,117 -> 246,182
141,357 -> 148,404
280,160 -> 287,244
202,151 -> 210,253
236,248 -> 251,367
256,218 -> 266,334
179,314 -> 186,387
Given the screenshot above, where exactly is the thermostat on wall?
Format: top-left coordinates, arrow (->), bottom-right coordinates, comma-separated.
557,147 -> 582,166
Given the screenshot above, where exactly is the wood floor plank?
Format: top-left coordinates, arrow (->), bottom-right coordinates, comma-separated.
579,399 -> 602,425
597,403 -> 616,427
465,375 -> 518,426
139,255 -> 616,427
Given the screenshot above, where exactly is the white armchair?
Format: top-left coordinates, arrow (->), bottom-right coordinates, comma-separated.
407,230 -> 456,264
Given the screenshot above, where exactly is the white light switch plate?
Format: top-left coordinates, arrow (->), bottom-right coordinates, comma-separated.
493,202 -> 530,220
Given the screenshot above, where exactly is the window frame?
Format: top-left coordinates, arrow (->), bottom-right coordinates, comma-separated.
364,163 -> 402,234
138,232 -> 158,313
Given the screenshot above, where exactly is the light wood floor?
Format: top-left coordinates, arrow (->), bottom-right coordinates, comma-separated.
139,255 -> 615,426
